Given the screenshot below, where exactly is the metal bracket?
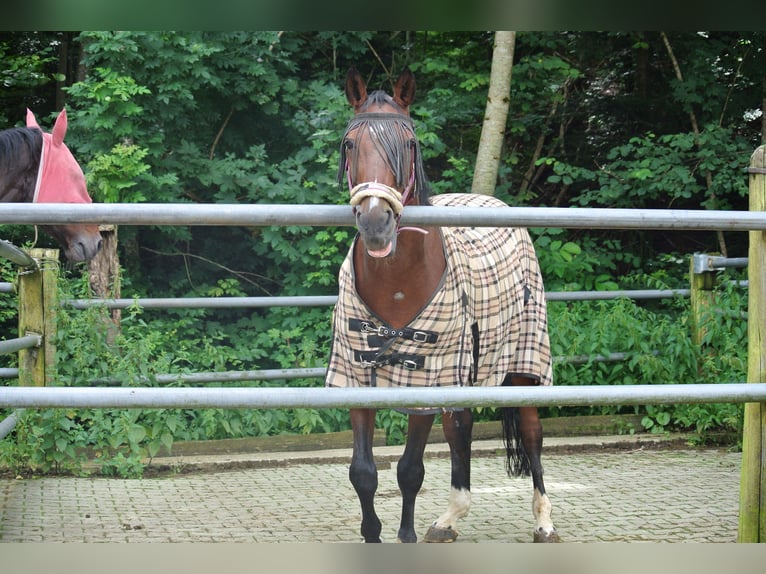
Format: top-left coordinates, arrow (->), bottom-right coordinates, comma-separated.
692,253 -> 749,274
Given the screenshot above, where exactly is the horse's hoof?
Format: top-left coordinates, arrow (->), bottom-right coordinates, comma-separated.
423,524 -> 459,543
533,528 -> 560,543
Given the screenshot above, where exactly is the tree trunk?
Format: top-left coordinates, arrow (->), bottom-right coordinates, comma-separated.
55,33 -> 68,111
471,31 -> 516,196
88,225 -> 121,343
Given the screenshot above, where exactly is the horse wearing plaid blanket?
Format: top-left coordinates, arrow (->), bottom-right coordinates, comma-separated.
326,68 -> 559,543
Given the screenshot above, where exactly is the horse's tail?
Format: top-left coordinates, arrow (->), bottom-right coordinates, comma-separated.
500,407 -> 531,477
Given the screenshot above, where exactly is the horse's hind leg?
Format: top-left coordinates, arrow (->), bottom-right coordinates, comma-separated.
507,376 -> 560,543
424,408 -> 473,543
349,408 -> 383,542
396,413 -> 435,543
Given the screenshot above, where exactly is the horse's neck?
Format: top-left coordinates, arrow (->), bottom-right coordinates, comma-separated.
353,227 -> 446,329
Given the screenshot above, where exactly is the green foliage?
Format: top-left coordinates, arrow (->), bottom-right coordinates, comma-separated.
547,274 -> 747,440
546,125 -> 751,211
2,31 -> 760,475
534,229 -> 621,291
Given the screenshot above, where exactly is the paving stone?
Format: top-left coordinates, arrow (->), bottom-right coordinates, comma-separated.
0,441 -> 742,543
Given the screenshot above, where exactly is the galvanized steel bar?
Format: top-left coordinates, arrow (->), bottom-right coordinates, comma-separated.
64,295 -> 339,310
64,289 -> 693,310
693,254 -> 750,274
0,334 -> 41,355
0,368 -> 19,378
545,289 -> 691,301
1,384 -> 765,410
2,203 -> 766,230
76,352 -> 646,386
87,368 -> 328,385
0,282 -> 15,293
0,409 -> 24,441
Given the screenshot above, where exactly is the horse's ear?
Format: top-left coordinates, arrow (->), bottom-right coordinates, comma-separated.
345,67 -> 368,110
26,109 -> 40,129
51,109 -> 68,146
393,68 -> 416,110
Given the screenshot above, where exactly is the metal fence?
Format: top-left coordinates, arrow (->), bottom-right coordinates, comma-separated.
0,203 -> 763,411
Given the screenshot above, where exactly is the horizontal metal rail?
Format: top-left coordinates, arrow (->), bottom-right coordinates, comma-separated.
1,383 -> 764,410
0,282 -> 14,293
64,295 -> 339,310
2,203 -> 766,230
67,353 -> 645,386
545,289 -> 691,301
86,368 -> 328,386
0,334 -> 41,355
63,289 -> 695,310
692,254 -> 749,274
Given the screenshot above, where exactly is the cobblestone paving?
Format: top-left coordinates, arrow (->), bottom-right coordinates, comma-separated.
0,448 -> 740,542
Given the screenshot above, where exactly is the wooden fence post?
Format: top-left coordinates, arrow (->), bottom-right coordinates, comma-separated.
739,144 -> 766,542
17,248 -> 59,387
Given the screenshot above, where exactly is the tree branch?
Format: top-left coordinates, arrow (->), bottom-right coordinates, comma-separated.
140,246 -> 281,295
660,31 -> 726,255
209,105 -> 235,160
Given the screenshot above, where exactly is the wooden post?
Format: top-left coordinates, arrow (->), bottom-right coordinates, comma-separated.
17,248 -> 59,387
739,144 -> 766,542
690,253 -> 717,346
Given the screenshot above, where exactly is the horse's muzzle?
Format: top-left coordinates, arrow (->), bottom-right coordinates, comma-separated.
355,198 -> 397,258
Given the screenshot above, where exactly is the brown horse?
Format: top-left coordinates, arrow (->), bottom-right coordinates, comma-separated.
326,68 -> 559,543
0,109 -> 102,262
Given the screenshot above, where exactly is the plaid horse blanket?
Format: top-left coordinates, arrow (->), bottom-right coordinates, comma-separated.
325,193 -> 552,389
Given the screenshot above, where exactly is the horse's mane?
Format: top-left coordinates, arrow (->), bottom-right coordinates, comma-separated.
338,91 -> 432,206
0,127 -> 42,179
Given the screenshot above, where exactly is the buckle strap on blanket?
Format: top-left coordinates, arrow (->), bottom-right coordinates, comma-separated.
353,350 -> 425,371
348,318 -> 439,344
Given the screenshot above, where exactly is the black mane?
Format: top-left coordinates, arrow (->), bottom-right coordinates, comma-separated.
0,127 -> 41,171
0,127 -> 42,202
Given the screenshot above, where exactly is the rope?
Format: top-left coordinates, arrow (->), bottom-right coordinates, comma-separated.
349,181 -> 404,215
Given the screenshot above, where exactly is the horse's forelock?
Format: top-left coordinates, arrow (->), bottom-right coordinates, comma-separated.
359,90 -> 402,113
338,113 -> 431,205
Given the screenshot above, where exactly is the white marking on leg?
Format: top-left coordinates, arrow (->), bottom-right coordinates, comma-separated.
532,488 -> 557,535
433,487 -> 471,530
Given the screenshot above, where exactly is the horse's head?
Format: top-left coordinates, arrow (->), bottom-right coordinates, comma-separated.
26,109 -> 102,262
340,68 -> 430,258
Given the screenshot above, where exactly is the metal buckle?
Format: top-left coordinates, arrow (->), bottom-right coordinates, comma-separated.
401,359 -> 418,371
412,331 -> 429,343
359,321 -> 376,334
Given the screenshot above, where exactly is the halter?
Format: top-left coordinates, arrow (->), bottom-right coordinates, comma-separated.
344,112 -> 426,235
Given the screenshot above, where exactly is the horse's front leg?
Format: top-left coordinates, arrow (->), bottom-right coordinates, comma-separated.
510,376 -> 560,543
396,412 -> 435,542
424,408 -> 473,542
349,408 -> 382,542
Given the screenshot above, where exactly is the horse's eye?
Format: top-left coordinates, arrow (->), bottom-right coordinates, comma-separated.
344,139 -> 354,150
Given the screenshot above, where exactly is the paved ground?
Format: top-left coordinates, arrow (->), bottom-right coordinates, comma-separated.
0,434 -> 741,543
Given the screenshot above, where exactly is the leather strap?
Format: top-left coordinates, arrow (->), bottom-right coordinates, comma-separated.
348,318 -> 439,344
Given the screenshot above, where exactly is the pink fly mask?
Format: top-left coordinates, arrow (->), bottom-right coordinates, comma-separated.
26,108 -> 92,204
